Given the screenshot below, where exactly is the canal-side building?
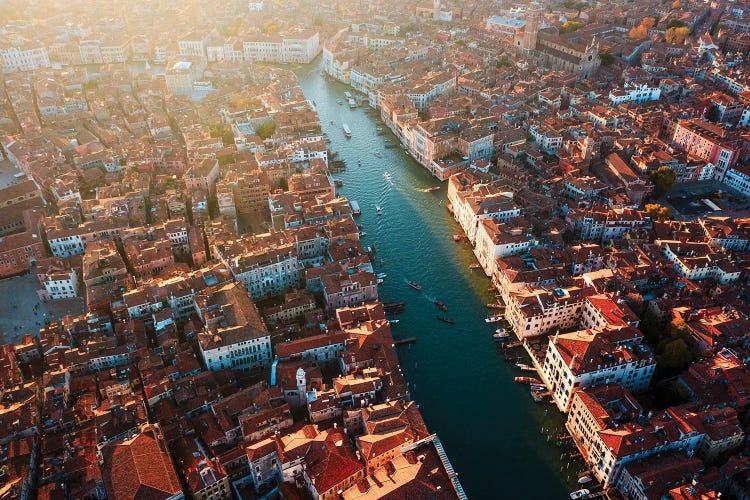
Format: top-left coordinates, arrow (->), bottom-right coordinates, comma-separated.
567,384 -> 704,487
506,284 -> 591,338
542,327 -> 655,412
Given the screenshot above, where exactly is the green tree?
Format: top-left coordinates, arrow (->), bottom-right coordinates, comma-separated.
667,19 -> 687,29
599,49 -> 615,66
645,203 -> 673,221
560,20 -> 583,34
660,338 -> 693,370
255,121 -> 276,139
649,166 -> 676,199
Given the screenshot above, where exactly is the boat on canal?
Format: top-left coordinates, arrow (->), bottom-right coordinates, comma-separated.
408,281 -> 422,291
516,363 -> 536,371
436,316 -> 456,324
334,179 -> 343,187
342,123 -> 352,138
469,263 -> 481,270
434,300 -> 447,312
493,329 -> 510,341
452,234 -> 462,242
337,99 -> 343,105
350,200 -> 361,215
389,319 -> 400,325
374,151 -> 382,158
514,377 -> 543,385
570,489 -> 590,499
485,315 -> 504,323
383,172 -> 392,181
426,186 -> 441,192
344,91 -> 352,99
376,205 -> 382,215
376,273 -> 387,279
348,97 -> 357,108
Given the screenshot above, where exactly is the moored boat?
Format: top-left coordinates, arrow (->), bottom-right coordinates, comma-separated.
337,99 -> 343,105
408,281 -> 422,291
334,179 -> 343,187
452,234 -> 461,241
389,319 -> 400,325
493,330 -> 510,341
376,273 -> 387,279
514,377 -> 543,385
469,263 -> 481,270
485,315 -> 504,323
570,489 -> 590,499
350,200 -> 361,215
426,186 -> 441,192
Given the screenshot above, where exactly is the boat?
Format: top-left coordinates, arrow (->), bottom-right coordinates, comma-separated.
485,315 -> 504,323
486,303 -> 504,309
337,99 -> 343,105
376,205 -> 382,215
359,231 -> 367,237
570,489 -> 590,499
334,180 -> 343,187
376,126 -> 383,131
330,120 -> 334,124
374,151 -> 382,158
377,278 -> 384,284
493,330 -> 510,341
469,263 -> 481,270
344,91 -> 352,99
514,377 -> 543,385
530,383 -> 546,391
376,273 -> 387,279
516,363 -> 536,371
389,319 -> 400,325
531,390 -> 544,403
348,97 -> 357,108
434,300 -> 448,312
426,186 -> 441,192
343,123 -> 352,138
436,316 -> 456,324
408,281 -> 422,291
383,301 -> 406,314
383,172 -> 392,181
350,200 -> 361,216
578,476 -> 593,485
452,234 -> 461,242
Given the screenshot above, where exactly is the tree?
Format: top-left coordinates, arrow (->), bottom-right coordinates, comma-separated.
255,121 -> 276,139
660,338 -> 693,370
667,19 -> 687,29
645,203 -> 673,221
560,21 -> 583,34
599,49 -> 615,67
665,26 -> 690,44
649,166 -> 676,199
629,17 -> 656,40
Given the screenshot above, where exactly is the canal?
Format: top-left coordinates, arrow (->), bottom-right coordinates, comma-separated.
295,62 -> 574,499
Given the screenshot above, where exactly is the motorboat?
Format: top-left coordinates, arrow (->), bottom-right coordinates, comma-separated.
436,316 -> 456,324
343,123 -> 352,138
383,172 -> 392,181
434,300 -> 447,312
452,234 -> 461,242
493,329 -> 510,341
570,489 -> 590,499
376,273 -> 387,279
389,319 -> 400,325
469,263 -> 481,270
407,281 -> 422,291
485,315 -> 504,323
376,205 -> 382,215
426,186 -> 441,192
374,151 -> 382,158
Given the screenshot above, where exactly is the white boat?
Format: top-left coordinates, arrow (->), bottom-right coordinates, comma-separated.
348,97 -> 357,108
359,231 -> 367,237
377,278 -> 384,284
350,200 -> 361,215
389,319 -> 399,325
376,205 -> 382,215
337,99 -> 343,105
493,330 -> 510,341
383,172 -> 392,181
485,315 -> 504,323
377,273 -> 387,279
570,489 -> 590,499
578,476 -> 593,485
343,123 -> 352,138
344,91 -> 352,99
374,151 -> 382,158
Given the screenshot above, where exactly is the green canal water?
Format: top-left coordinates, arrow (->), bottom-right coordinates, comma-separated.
295,62 -> 578,499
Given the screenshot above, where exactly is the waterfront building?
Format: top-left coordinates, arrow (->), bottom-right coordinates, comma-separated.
542,328 -> 655,412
